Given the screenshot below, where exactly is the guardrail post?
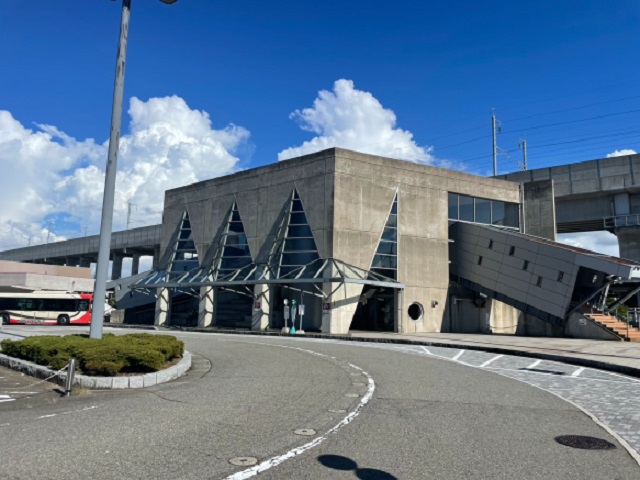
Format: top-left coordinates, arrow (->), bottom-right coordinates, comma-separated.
65,358 -> 77,397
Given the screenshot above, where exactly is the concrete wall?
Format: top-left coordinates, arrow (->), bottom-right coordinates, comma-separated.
523,180 -> 557,240
0,260 -> 91,278
161,149 -> 336,266
332,149 -> 520,333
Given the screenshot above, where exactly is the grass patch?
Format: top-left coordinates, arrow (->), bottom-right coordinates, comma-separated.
0,333 -> 184,377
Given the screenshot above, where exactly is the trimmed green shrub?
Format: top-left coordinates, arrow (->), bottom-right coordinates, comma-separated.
0,333 -> 184,376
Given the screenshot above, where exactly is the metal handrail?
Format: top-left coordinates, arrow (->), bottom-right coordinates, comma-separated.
604,214 -> 640,229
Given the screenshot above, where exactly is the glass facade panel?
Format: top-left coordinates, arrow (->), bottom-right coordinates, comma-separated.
475,198 -> 491,224
491,201 -> 505,225
213,201 -> 252,278
459,195 -> 474,221
168,212 -> 199,277
282,252 -> 318,267
287,224 -> 313,238
504,203 -> 519,227
289,212 -> 307,225
284,238 -> 317,251
271,188 -> 320,276
448,192 -> 459,219
376,241 -> 397,255
381,227 -> 397,242
371,194 -> 398,280
372,255 -> 397,269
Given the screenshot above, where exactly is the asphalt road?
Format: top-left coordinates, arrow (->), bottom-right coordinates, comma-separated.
0,327 -> 639,479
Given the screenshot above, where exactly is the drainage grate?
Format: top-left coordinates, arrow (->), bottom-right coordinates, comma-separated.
555,435 -> 616,450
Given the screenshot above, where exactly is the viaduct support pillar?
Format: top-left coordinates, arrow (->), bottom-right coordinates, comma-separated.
615,228 -> 640,263
111,252 -> 124,280
131,254 -> 140,276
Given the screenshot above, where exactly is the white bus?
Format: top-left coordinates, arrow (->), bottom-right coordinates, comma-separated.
0,292 -> 93,325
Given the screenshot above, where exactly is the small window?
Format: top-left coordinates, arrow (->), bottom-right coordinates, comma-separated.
536,276 -> 543,287
557,271 -> 564,282
523,260 -> 529,270
509,246 -> 515,256
488,239 -> 493,249
478,256 -> 483,265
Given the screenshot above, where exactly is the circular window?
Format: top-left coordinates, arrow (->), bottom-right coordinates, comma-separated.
407,302 -> 423,321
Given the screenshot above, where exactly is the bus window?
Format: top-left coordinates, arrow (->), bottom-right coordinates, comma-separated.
78,300 -> 90,311
0,298 -> 19,310
18,298 -> 36,311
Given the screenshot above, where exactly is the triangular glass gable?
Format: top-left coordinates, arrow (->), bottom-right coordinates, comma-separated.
212,200 -> 253,280
270,188 -> 320,277
370,194 -> 398,280
167,211 -> 199,279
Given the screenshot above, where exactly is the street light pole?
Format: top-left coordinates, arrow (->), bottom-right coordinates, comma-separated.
90,0 -> 177,340
90,0 -> 131,340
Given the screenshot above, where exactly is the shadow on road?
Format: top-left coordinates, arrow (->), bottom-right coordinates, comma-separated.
318,454 -> 398,479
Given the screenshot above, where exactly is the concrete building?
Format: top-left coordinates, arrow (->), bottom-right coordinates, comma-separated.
134,148 -> 583,334
0,260 -> 94,293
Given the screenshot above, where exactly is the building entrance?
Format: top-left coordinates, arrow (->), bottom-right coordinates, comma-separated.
351,286 -> 395,331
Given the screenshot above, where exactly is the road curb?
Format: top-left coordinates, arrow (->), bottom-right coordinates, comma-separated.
141,325 -> 640,379
0,351 -> 191,389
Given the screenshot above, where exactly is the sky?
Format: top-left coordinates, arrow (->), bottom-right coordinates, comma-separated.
1,0 -> 639,264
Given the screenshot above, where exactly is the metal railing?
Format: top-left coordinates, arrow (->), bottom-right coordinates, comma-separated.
604,214 -> 640,229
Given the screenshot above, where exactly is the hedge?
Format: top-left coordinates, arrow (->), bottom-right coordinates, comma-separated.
0,333 -> 184,377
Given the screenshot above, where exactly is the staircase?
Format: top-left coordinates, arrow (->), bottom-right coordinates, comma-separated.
584,312 -> 640,342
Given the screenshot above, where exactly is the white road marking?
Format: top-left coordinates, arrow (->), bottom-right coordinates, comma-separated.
479,355 -> 503,368
37,414 -> 57,419
571,367 -> 586,378
526,359 -> 542,369
0,395 -> 11,399
419,346 -> 432,355
0,399 -> 15,403
452,350 -> 465,361
6,391 -> 38,394
225,342 -> 376,480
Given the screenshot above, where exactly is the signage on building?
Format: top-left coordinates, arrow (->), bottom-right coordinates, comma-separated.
254,301 -> 261,311
323,302 -> 331,311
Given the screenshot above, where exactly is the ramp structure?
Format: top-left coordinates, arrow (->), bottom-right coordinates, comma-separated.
449,222 -> 640,326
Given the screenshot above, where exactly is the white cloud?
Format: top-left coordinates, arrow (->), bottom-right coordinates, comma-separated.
0,96 -> 249,251
606,149 -> 637,158
278,79 -> 434,163
557,231 -> 619,257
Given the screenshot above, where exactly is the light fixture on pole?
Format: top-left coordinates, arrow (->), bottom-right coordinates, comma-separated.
90,0 -> 177,340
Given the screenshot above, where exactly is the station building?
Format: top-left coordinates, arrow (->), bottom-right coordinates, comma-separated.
132,148 -> 640,338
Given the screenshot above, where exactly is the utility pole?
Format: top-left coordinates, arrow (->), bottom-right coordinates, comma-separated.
518,135 -> 528,171
492,109 -> 500,176
126,202 -> 136,230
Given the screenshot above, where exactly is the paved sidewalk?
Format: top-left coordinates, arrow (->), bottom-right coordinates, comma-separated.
346,331 -> 640,377
160,325 -> 640,378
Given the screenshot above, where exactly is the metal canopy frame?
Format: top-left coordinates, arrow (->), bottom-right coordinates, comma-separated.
130,257 -> 404,291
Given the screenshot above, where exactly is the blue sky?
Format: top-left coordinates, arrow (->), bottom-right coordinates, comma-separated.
0,0 -> 639,256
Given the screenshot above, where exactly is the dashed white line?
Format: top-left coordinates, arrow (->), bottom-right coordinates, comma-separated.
571,367 -> 586,378
0,399 -> 15,403
479,355 -> 503,368
526,359 -> 542,369
452,350 -> 465,361
225,342 -> 376,480
37,414 -> 57,419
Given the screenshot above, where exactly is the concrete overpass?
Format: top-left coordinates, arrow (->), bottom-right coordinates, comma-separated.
0,225 -> 161,280
2,154 -> 640,278
499,153 -> 640,260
